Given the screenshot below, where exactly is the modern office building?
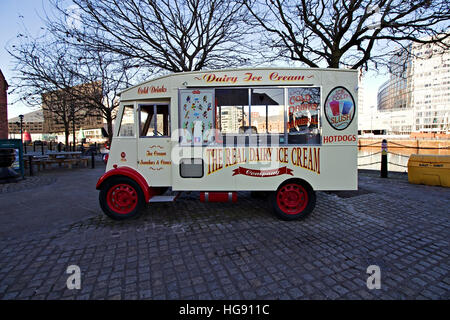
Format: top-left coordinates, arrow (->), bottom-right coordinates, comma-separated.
410,41 -> 450,133
372,37 -> 450,135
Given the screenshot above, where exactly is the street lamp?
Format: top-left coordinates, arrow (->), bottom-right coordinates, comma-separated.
18,115 -> 24,144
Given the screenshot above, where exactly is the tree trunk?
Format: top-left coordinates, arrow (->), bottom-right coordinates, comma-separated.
72,120 -> 76,151
64,123 -> 70,149
106,113 -> 113,145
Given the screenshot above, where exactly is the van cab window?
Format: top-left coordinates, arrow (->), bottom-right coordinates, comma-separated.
118,105 -> 135,137
140,105 -> 170,137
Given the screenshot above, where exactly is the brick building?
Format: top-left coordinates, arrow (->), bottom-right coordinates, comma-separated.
0,69 -> 8,139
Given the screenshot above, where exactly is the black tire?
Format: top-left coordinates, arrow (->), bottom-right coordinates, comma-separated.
270,180 -> 316,221
250,191 -> 269,199
99,176 -> 145,220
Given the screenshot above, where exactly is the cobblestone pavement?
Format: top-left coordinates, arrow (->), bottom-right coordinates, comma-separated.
0,176 -> 57,194
0,170 -> 448,300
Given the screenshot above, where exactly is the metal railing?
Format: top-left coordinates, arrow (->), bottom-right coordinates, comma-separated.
358,139 -> 449,173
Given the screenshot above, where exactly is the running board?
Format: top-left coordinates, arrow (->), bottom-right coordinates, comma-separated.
149,192 -> 181,203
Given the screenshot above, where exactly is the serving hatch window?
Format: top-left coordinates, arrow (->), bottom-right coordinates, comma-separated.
179,87 -> 321,145
250,88 -> 284,134
216,89 -> 248,134
215,88 -> 285,145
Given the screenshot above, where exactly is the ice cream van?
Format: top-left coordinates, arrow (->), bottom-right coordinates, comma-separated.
96,68 -> 358,221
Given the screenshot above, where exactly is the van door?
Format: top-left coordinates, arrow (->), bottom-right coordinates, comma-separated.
137,103 -> 172,187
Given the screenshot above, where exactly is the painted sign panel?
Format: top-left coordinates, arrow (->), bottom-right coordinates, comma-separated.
287,87 -> 320,134
205,146 -> 320,176
324,86 -> 355,130
179,89 -> 214,144
0,139 -> 24,177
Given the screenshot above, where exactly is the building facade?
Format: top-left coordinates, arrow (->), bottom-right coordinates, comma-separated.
0,69 -> 8,139
42,82 -> 104,135
8,109 -> 44,141
374,38 -> 450,135
410,41 -> 450,133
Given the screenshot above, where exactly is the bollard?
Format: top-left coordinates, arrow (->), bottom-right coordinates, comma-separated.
381,139 -> 388,178
33,141 -> 36,152
29,155 -> 33,176
49,141 -> 52,151
91,151 -> 95,169
41,142 -> 44,155
24,143 -> 27,154
57,142 -> 61,152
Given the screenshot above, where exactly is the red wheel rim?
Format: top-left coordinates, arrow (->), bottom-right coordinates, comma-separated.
276,183 -> 308,215
106,184 -> 138,214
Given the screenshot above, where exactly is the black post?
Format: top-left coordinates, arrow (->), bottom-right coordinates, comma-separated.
71,107 -> 76,152
24,143 -> 27,154
28,155 -> 33,176
57,142 -> 61,152
33,141 -> 36,152
19,115 -> 24,145
49,141 -> 52,151
381,139 -> 388,178
41,142 -> 44,155
91,152 -> 95,169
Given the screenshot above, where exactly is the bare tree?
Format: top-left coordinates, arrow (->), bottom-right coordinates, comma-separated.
65,48 -> 141,144
243,0 -> 450,70
9,27 -> 139,146
48,0 -> 252,73
8,38 -> 87,146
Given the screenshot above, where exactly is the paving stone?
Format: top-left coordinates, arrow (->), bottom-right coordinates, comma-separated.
0,170 -> 448,300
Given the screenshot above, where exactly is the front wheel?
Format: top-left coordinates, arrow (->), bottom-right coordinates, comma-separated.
270,180 -> 316,221
99,177 -> 145,220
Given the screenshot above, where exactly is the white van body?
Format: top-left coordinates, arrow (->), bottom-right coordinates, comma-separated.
97,68 -> 358,220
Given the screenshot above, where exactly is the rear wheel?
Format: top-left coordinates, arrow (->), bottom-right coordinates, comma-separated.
99,176 -> 145,220
271,180 -> 316,221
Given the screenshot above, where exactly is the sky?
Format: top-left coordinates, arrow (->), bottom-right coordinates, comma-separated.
0,0 -> 50,119
0,0 -> 388,120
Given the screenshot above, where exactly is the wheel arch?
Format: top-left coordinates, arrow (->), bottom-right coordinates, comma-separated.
96,166 -> 152,202
277,177 -> 314,192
